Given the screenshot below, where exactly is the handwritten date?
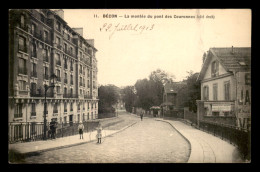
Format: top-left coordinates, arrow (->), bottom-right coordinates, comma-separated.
100,23 -> 155,39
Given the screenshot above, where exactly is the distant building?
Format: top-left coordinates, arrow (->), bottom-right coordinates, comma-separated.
197,47 -> 251,130
161,82 -> 186,117
8,9 -> 99,126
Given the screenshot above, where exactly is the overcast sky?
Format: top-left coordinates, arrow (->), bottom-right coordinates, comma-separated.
63,9 -> 251,87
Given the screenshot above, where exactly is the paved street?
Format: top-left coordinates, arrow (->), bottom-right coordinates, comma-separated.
23,117 -> 190,163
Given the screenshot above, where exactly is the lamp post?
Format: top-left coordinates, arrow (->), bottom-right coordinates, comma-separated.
43,74 -> 57,140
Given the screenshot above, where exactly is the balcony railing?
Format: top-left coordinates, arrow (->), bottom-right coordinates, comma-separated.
43,74 -> 49,80
57,77 -> 61,82
31,71 -> 37,78
43,56 -> 49,63
63,94 -> 78,98
14,113 -> 23,118
30,92 -> 54,97
18,68 -> 27,75
84,95 -> 92,99
57,44 -> 62,50
64,109 -> 67,113
53,109 -> 58,113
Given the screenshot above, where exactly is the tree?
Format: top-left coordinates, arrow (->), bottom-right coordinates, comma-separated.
98,84 -> 120,114
121,86 -> 136,113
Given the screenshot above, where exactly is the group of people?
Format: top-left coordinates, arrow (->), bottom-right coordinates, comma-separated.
48,119 -> 103,144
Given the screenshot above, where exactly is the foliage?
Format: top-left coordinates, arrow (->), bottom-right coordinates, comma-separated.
121,86 -> 136,113
98,84 -> 120,114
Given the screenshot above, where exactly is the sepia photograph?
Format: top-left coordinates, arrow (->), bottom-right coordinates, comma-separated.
8,9 -> 251,163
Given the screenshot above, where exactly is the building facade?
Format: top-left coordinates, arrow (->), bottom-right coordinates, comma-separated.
197,47 -> 251,130
8,9 -> 99,125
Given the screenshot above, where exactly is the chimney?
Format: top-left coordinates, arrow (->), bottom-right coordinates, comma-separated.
87,39 -> 94,46
72,28 -> 84,37
53,9 -> 64,19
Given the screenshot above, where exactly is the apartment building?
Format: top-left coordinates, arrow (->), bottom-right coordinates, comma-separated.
8,9 -> 99,125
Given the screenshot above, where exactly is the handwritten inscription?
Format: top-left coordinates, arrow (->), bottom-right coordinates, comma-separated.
100,23 -> 155,39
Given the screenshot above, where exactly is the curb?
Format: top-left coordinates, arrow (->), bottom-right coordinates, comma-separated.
155,119 -> 192,163
20,121 -> 138,157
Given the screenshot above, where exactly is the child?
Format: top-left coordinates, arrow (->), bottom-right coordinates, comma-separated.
78,121 -> 84,139
96,123 -> 102,144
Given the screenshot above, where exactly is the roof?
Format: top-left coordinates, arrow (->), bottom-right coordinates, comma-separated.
164,82 -> 186,94
197,47 -> 251,81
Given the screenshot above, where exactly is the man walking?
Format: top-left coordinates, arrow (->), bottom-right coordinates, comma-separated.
140,112 -> 143,121
78,121 -> 84,139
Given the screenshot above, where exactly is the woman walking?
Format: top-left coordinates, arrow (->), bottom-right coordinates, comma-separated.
78,121 -> 84,139
96,123 -> 102,144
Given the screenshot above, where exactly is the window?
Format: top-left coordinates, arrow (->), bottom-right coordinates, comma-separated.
88,102 -> 89,109
83,113 -> 85,121
245,73 -> 251,85
53,103 -> 58,113
213,84 -> 218,101
56,69 -> 61,80
56,22 -> 61,32
31,103 -> 36,116
87,80 -> 90,88
64,116 -> 67,123
87,113 -> 89,120
224,81 -> 230,101
78,114 -> 80,122
64,87 -> 67,95
56,37 -> 60,45
32,43 -> 37,58
43,49 -> 48,61
64,43 -> 67,52
78,103 -> 80,110
18,80 -> 26,91
40,14 -> 45,22
211,61 -> 219,77
20,15 -> 25,28
56,86 -> 60,94
31,63 -> 37,77
70,102 -> 73,111
43,31 -> 48,41
30,82 -> 36,95
14,103 -> 23,118
70,74 -> 73,84
18,58 -> 27,74
203,86 -> 209,101
44,66 -> 48,78
64,102 -> 67,112
31,23 -> 36,35
80,89 -> 82,95
70,88 -> 73,95
18,36 -> 26,52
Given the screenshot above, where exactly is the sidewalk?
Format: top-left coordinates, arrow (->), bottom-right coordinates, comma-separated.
9,122 -> 137,156
156,118 -> 245,163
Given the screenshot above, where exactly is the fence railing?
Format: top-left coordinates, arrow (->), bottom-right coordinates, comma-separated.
8,121 -> 101,143
198,120 -> 251,159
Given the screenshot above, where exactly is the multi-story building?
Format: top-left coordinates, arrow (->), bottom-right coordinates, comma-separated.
8,9 -> 99,126
196,47 -> 251,130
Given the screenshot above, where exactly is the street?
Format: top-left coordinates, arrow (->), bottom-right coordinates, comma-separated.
24,114 -> 190,163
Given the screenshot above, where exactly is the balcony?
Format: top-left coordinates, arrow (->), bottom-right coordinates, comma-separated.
57,44 -> 62,50
43,74 -> 49,80
14,113 -> 23,118
43,56 -> 49,63
56,61 -> 61,66
64,78 -> 68,84
30,92 -> 54,97
63,94 -> 78,98
31,71 -> 37,78
31,112 -> 36,116
84,95 -> 92,99
57,77 -> 61,82
18,68 -> 27,75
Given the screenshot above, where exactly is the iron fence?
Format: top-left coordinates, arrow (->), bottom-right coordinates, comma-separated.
9,121 -> 100,144
198,120 -> 251,159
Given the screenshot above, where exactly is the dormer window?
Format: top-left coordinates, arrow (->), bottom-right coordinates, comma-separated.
211,61 -> 219,77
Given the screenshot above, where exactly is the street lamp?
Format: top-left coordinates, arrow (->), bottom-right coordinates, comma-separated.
43,74 -> 57,140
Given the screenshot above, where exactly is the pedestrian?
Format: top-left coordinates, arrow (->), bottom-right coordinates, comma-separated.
50,119 -> 57,139
78,121 -> 84,139
140,112 -> 143,121
96,123 -> 102,144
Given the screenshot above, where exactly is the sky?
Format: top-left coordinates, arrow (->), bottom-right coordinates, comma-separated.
62,9 -> 251,87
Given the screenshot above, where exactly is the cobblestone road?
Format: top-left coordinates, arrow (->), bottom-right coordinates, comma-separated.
24,117 -> 190,163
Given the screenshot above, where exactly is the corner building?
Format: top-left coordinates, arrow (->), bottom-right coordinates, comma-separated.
8,9 -> 99,126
